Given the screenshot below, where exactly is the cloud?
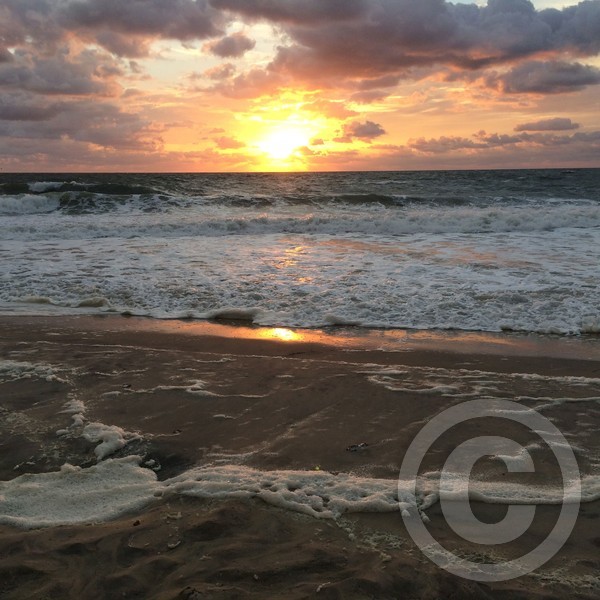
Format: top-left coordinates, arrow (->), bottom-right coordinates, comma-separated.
1,0 -> 598,171
209,66 -> 284,98
61,0 -> 224,43
302,99 -> 358,119
211,0 -> 369,25
204,32 -> 256,57
0,48 -> 122,96
93,31 -> 152,58
4,1 -> 600,72
408,128 -> 600,154
486,60 -> 600,93
200,62 -> 237,81
214,135 -> 245,149
514,117 -> 580,131
0,47 -> 13,63
409,135 -> 481,154
215,0 -> 600,96
347,120 -> 386,139
0,98 -> 160,151
5,1 -> 599,98
334,120 -> 386,142
0,94 -> 64,121
1,0 -> 227,57
0,0 -> 65,50
350,89 -> 393,104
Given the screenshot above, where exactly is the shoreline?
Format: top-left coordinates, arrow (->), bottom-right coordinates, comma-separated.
1,314 -> 599,599
2,312 -> 600,361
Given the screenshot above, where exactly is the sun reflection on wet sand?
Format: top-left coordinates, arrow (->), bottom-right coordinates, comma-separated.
19,313 -> 598,360
67,315 -> 600,361
258,327 -> 302,342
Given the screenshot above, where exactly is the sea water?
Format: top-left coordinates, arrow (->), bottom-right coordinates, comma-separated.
1,169 -> 599,334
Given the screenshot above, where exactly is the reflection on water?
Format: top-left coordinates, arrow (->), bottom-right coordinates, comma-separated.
82,316 -> 600,360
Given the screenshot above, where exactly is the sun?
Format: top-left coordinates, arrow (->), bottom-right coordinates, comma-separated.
257,125 -> 311,161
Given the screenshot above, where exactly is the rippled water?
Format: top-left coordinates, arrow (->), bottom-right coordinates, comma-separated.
1,169 -> 599,334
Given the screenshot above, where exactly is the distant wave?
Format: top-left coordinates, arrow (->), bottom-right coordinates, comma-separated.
0,194 -> 60,215
1,201 -> 599,238
2,173 -> 598,217
1,179 -> 164,197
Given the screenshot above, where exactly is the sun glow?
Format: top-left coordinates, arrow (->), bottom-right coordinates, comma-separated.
257,125 -> 311,161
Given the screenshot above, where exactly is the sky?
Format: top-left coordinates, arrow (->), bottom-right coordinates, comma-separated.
0,0 -> 599,172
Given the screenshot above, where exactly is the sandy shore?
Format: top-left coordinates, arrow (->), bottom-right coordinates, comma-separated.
1,315 -> 599,599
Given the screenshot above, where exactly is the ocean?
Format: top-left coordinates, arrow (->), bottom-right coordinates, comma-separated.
1,169 -> 599,335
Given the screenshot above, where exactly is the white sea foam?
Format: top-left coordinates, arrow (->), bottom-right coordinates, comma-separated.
581,316 -> 600,333
59,399 -> 86,415
0,360 -> 68,383
56,398 -> 87,435
134,379 -> 217,397
163,465 -> 406,519
1,224 -> 598,334
1,459 -> 599,529
0,457 -> 158,528
52,396 -> 141,460
364,365 -> 600,403
81,423 -> 141,461
28,181 -> 64,193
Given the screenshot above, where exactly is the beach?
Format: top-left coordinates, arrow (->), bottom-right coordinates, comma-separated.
1,315 -> 599,599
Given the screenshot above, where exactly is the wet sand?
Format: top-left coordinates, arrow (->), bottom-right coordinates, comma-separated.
1,315 -> 599,599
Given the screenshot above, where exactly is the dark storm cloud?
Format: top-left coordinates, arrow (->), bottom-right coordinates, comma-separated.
60,0 -> 223,42
3,1 -> 599,87
0,94 -> 64,121
213,0 -> 600,89
93,31 -> 152,58
0,97 -> 159,150
0,0 -> 226,57
0,0 -> 65,49
0,47 -> 13,63
542,0 -> 600,55
0,48 -> 122,96
514,117 -> 580,131
485,60 -> 600,93
204,32 -> 255,58
211,0 -> 369,25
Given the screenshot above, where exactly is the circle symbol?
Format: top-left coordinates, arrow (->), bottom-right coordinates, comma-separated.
399,398 -> 581,582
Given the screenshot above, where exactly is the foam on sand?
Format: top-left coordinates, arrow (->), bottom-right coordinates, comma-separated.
164,465 -> 407,519
54,398 -> 142,460
0,457 -> 158,528
82,423 -> 142,461
0,359 -> 69,383
2,459 -> 599,529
